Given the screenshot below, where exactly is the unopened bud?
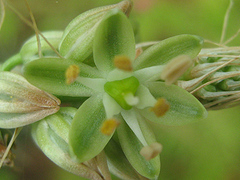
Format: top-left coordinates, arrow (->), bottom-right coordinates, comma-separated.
20,31 -> 63,63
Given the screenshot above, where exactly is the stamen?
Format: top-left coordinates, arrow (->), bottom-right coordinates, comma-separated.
100,119 -> 120,136
65,65 -> 80,84
161,55 -> 193,85
150,98 -> 170,117
140,142 -> 163,161
114,55 -> 133,72
135,47 -> 143,59
124,92 -> 139,106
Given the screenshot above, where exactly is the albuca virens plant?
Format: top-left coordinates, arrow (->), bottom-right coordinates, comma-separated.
0,0 -> 239,179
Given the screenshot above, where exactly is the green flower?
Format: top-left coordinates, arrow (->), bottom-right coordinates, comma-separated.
68,10 -> 206,179
23,7 -> 206,180
24,9 -> 206,179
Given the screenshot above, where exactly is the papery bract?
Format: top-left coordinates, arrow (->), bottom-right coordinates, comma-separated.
0,72 -> 60,128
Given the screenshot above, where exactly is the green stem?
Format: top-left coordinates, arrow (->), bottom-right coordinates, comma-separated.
1,53 -> 23,71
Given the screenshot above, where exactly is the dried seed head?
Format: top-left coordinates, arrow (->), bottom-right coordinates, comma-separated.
150,98 -> 170,117
114,55 -> 133,72
140,142 -> 163,161
161,54 -> 193,85
100,119 -> 120,136
179,47 -> 240,110
65,65 -> 80,84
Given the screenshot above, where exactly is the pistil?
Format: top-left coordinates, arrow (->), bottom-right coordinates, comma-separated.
124,92 -> 139,106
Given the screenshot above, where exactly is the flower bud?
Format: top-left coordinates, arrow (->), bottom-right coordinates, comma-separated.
32,107 -> 107,180
0,72 -> 60,128
59,0 -> 132,62
20,31 -> 63,63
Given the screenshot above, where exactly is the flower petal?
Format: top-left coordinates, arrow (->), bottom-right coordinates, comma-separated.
69,95 -> 113,163
23,57 -> 103,99
133,34 -> 203,70
103,93 -> 122,119
135,84 -> 156,109
121,109 -> 148,146
117,115 -> 160,179
93,8 -> 135,73
140,81 -> 207,125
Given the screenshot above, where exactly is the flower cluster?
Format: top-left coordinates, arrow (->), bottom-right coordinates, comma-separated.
0,1 -> 208,179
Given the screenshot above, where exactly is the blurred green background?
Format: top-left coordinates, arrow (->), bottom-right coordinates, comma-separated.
1,0 -> 240,179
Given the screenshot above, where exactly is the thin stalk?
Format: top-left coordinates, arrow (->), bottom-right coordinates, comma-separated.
224,28 -> 240,45
24,0 -> 42,58
3,0 -> 63,58
0,127 -> 22,168
220,0 -> 234,44
204,39 -> 227,47
0,0 -> 5,30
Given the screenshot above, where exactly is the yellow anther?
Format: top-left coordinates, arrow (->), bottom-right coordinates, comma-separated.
161,54 -> 193,85
65,65 -> 80,84
140,142 -> 163,161
150,98 -> 170,117
100,119 -> 120,136
114,55 -> 133,72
